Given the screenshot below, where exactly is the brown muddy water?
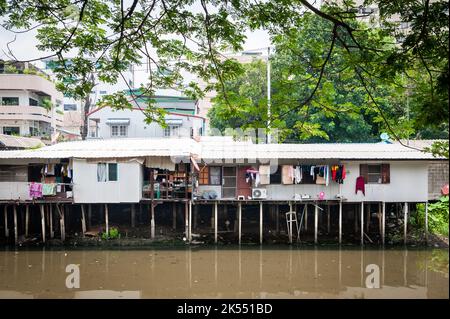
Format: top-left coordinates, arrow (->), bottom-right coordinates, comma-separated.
0,247 -> 448,299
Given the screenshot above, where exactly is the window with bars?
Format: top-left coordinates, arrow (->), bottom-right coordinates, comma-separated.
111,125 -> 127,137
360,164 -> 390,184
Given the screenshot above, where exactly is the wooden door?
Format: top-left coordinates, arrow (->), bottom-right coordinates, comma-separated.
237,166 -> 252,199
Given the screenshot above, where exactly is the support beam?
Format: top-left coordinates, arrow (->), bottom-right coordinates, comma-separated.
366,203 -> 370,233
214,202 -> 218,244
25,205 -> 29,238
382,202 -> 386,245
88,204 -> 92,228
3,205 -> 9,238
275,204 -> 279,234
238,202 -> 242,245
172,203 -> 177,230
360,202 -> 364,246
131,204 -> 136,228
49,204 -> 54,239
314,204 -> 318,244
259,201 -> 263,245
188,201 -> 192,243
425,202 -> 429,244
327,204 -> 330,234
151,203 -> 155,239
404,202 -> 408,245
13,205 -> 18,245
304,204 -> 308,231
105,204 -> 109,236
184,201 -> 188,240
339,201 -> 342,244
58,204 -> 65,242
40,204 -> 46,243
81,204 -> 86,237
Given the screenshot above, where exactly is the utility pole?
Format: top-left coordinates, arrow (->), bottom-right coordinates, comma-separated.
266,46 -> 271,144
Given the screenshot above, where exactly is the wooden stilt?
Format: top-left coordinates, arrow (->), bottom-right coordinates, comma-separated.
382,202 -> 386,245
275,205 -> 279,234
366,203 -> 370,233
404,202 -> 408,245
151,203 -> 155,239
105,203 -> 109,236
360,202 -> 364,246
3,205 -> 8,238
188,201 -> 192,243
354,206 -> 358,234
425,202 -> 429,244
259,201 -> 263,245
214,202 -> 218,244
378,203 -> 382,237
49,204 -> 54,239
25,205 -> 29,238
81,204 -> 86,237
13,205 -> 18,245
183,201 -> 188,241
305,204 -> 308,231
327,204 -> 330,234
88,204 -> 92,228
57,204 -> 65,241
314,204 -> 318,244
339,201 -> 342,244
172,203 -> 177,230
40,204 -> 46,243
238,202 -> 242,245
131,204 -> 135,228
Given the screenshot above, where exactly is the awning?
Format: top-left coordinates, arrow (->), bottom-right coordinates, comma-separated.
165,118 -> 183,125
106,119 -> 130,125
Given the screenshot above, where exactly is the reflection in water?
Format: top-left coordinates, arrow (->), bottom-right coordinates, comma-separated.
0,247 -> 448,299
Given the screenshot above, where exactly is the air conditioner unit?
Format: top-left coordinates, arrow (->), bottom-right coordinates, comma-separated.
252,188 -> 267,199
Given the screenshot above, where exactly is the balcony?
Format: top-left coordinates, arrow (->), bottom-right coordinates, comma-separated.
0,74 -> 63,101
0,105 -> 63,125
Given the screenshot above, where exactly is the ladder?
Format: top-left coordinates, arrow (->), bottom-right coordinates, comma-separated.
285,210 -> 300,244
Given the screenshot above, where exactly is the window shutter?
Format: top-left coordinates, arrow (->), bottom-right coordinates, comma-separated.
359,164 -> 368,184
381,164 -> 390,184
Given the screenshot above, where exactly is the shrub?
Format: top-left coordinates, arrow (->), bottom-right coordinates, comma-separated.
101,227 -> 120,240
415,196 -> 449,236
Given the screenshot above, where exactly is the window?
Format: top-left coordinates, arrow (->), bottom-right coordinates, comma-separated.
29,127 -> 39,136
97,163 -> 118,182
164,125 -> 180,137
3,127 -> 20,135
64,104 -> 77,111
199,166 -> 221,185
99,90 -> 107,95
111,125 -> 127,137
29,98 -> 38,106
1,97 -> 19,105
360,164 -> 390,184
270,166 -> 282,184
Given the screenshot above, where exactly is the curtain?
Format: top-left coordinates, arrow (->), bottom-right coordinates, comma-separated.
97,163 -> 107,182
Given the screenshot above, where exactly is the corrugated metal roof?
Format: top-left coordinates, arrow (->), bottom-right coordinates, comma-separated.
0,134 -> 44,149
0,137 -> 443,160
0,137 -> 198,159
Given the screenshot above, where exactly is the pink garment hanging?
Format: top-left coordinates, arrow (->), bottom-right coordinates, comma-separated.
29,182 -> 43,199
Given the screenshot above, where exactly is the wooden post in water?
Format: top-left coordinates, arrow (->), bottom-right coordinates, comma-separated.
259,201 -> 263,245
172,203 -> 177,230
366,203 -> 370,233
382,202 -> 386,245
404,202 -> 408,245
327,204 -> 331,234
57,204 -> 65,241
88,204 -> 92,228
80,204 -> 86,237
314,203 -> 318,244
105,203 -> 109,236
238,202 -> 242,245
275,204 -> 279,234
184,202 -> 188,241
360,202 -> 364,246
40,204 -> 46,243
25,205 -> 29,238
339,201 -> 342,244
425,202 -> 429,244
214,202 -> 218,244
3,205 -> 9,238
304,204 -> 308,231
49,204 -> 54,239
188,201 -> 192,243
151,203 -> 155,239
13,205 -> 18,245
131,204 -> 135,228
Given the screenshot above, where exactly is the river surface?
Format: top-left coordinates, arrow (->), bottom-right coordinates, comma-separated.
0,247 -> 448,299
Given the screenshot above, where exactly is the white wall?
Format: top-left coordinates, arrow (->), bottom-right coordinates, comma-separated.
0,182 -> 30,200
90,108 -> 204,139
72,159 -> 142,203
